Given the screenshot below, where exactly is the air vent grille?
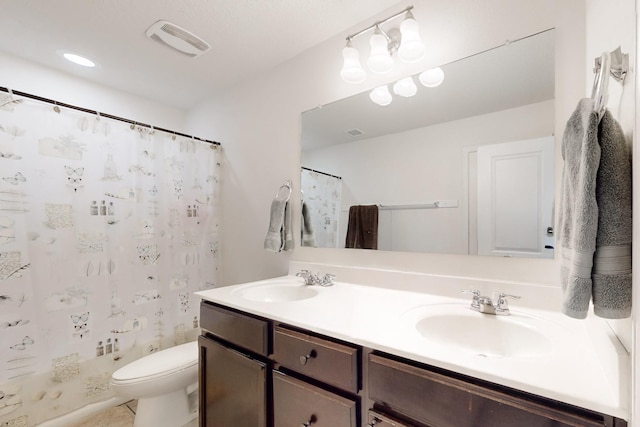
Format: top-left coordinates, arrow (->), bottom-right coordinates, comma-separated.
345,128 -> 364,136
146,20 -> 211,58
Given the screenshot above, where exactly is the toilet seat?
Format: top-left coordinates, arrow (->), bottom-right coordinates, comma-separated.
112,341 -> 198,383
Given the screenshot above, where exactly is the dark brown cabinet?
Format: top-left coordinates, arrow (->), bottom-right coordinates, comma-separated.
368,352 -> 627,427
198,335 -> 267,427
199,300 -> 627,427
273,371 -> 358,427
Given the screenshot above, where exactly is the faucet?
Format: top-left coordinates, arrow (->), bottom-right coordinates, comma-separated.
295,270 -> 335,287
461,289 -> 520,315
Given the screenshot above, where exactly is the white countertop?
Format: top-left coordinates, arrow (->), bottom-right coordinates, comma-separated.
196,275 -> 630,420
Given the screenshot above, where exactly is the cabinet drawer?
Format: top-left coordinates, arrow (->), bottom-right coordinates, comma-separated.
200,302 -> 270,356
369,353 -> 608,427
273,371 -> 357,427
273,325 -> 359,392
368,410 -> 417,427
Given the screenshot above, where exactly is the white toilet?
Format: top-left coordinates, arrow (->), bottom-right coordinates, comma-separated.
111,341 -> 199,427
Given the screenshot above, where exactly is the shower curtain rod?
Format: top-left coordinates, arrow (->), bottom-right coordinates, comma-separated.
0,86 -> 221,146
301,166 -> 342,180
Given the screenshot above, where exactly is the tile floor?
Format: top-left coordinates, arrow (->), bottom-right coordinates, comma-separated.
69,400 -> 198,427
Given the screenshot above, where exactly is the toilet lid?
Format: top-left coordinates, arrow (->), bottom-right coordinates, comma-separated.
112,341 -> 198,381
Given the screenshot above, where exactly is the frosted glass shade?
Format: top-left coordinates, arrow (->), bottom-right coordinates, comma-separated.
340,46 -> 366,84
393,77 -> 417,97
369,85 -> 392,106
367,32 -> 393,74
419,67 -> 445,87
398,17 -> 425,63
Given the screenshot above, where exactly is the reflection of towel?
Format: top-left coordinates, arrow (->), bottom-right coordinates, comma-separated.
264,199 -> 294,252
345,205 -> 378,249
592,109 -> 632,318
559,99 -> 632,319
301,201 -> 317,247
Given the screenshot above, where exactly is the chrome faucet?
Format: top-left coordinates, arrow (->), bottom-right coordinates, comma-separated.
461,289 -> 520,315
295,270 -> 335,287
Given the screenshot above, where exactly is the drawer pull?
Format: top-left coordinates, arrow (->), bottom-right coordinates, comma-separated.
299,349 -> 317,365
301,414 -> 317,426
368,417 -> 381,426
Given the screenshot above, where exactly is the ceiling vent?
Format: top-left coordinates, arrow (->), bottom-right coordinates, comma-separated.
145,20 -> 211,58
345,128 -> 364,137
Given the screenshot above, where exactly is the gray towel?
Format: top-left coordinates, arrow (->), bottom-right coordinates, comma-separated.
301,201 -> 317,247
558,99 -> 601,319
592,108 -> 632,318
264,199 -> 294,252
559,99 -> 632,319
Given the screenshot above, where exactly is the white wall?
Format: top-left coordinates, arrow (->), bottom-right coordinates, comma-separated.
0,52 -> 187,132
584,1 -> 636,425
186,0 -> 585,286
302,100 -> 554,254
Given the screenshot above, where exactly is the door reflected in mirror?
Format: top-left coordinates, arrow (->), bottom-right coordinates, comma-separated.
301,29 -> 555,258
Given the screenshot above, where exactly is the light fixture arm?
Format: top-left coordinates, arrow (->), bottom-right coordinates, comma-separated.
345,5 -> 414,42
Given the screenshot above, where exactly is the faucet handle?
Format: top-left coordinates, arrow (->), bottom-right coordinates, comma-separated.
461,289 -> 481,309
496,293 -> 521,313
320,274 -> 335,286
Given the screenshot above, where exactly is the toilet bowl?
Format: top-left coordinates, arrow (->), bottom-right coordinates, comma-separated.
111,341 -> 198,427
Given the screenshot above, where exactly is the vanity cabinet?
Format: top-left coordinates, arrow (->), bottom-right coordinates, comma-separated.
272,324 -> 361,427
199,302 -> 272,427
368,352 -> 627,427
199,300 -> 627,427
273,371 -> 358,427
199,301 -> 361,427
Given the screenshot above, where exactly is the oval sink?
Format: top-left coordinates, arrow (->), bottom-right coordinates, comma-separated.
234,284 -> 319,302
404,304 -> 554,358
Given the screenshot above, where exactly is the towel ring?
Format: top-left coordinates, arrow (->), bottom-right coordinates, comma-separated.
274,180 -> 292,202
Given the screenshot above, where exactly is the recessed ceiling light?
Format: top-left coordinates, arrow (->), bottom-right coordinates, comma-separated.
60,51 -> 96,68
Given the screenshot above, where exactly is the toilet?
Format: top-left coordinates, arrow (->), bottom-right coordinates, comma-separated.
111,341 -> 199,427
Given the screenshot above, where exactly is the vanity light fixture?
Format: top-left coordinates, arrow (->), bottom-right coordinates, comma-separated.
340,40 -> 367,83
419,67 -> 445,87
369,85 -> 393,106
340,5 -> 425,82
393,76 -> 418,97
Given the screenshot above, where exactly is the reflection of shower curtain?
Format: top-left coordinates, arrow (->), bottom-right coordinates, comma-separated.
300,168 -> 342,248
0,92 -> 220,425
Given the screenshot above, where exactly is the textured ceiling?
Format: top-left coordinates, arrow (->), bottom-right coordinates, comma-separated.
0,0 -> 400,109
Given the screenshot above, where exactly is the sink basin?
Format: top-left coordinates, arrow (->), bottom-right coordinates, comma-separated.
234,283 -> 319,302
403,304 -> 554,358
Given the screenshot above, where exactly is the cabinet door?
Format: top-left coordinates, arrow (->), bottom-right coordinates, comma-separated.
199,336 -> 267,427
273,371 -> 357,427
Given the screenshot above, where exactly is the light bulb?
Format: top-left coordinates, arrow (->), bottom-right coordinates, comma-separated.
398,13 -> 425,63
62,52 -> 96,67
369,85 -> 392,106
419,67 -> 445,87
367,28 -> 393,74
340,45 -> 366,84
393,77 -> 417,97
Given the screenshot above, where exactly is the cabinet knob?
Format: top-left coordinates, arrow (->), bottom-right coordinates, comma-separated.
368,417 -> 381,426
299,349 -> 316,365
301,414 -> 317,426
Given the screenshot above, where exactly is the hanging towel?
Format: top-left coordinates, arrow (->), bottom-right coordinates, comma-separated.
264,198 -> 294,252
301,201 -> 317,247
558,98 -> 600,319
592,108 -> 632,318
559,98 -> 632,319
345,205 -> 378,249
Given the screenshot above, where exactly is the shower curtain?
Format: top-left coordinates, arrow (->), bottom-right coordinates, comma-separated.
0,91 -> 220,426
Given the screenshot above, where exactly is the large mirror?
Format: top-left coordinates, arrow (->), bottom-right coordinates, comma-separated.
300,29 -> 555,258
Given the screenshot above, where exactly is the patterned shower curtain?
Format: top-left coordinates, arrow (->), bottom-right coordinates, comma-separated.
0,92 -> 220,426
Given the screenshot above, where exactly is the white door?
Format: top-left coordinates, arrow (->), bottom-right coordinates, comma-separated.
477,136 -> 554,258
